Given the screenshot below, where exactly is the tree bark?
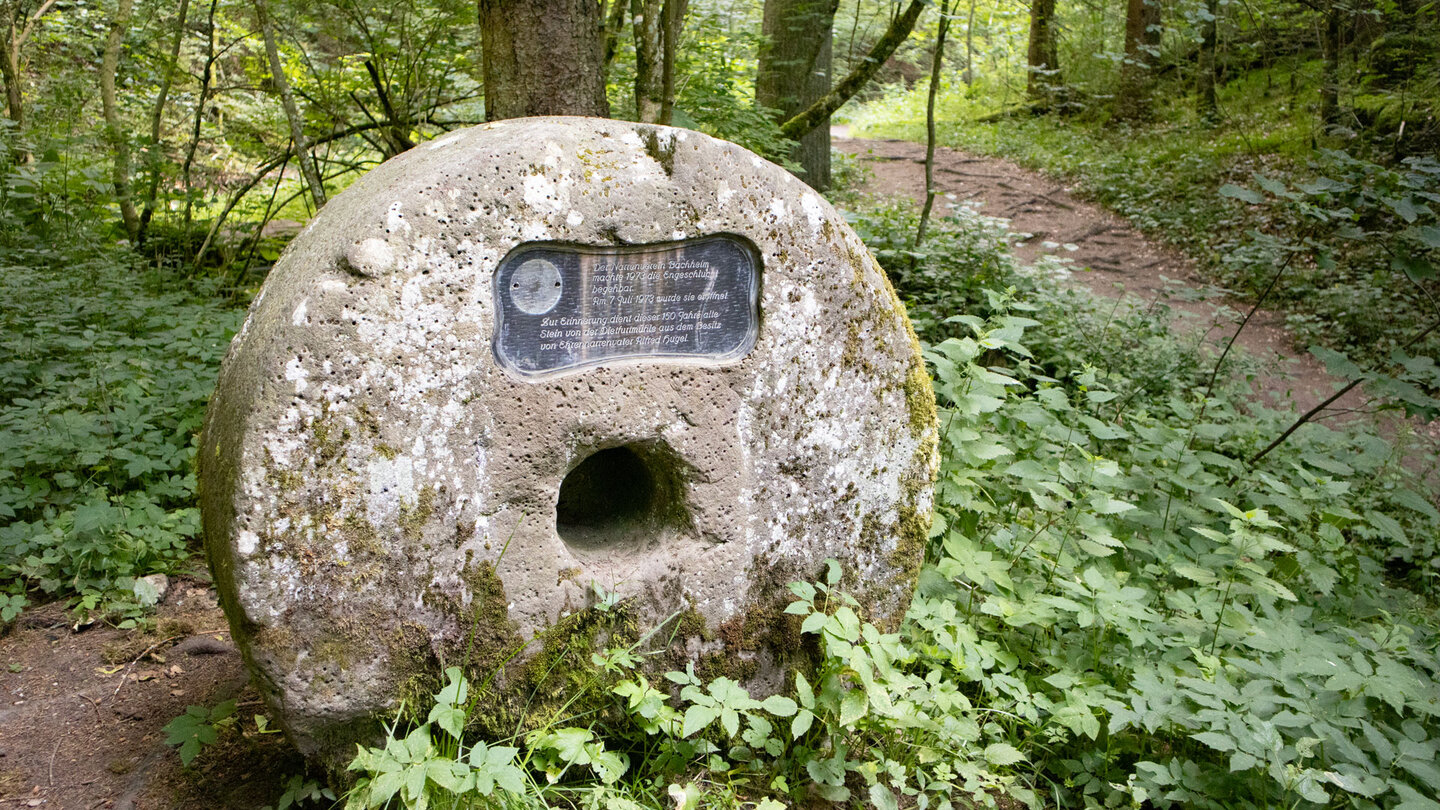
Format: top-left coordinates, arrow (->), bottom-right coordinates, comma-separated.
1116,0 -> 1161,120
1196,0 -> 1217,120
659,0 -> 687,125
603,0 -> 628,70
777,0 -> 925,142
138,0 -> 191,245
0,12 -> 22,129
1026,0 -> 1061,102
101,0 -> 139,240
964,0 -> 975,85
0,0 -> 56,137
1319,3 -> 1340,125
479,0 -> 609,120
916,0 -> 950,248
757,0 -> 838,189
634,0 -> 663,122
256,0 -> 326,211
183,0 -> 218,235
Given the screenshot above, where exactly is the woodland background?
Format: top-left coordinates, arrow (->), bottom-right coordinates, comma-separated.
2,0 -> 1440,807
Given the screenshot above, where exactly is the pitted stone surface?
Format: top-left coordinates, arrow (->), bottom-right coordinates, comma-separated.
200,117 -> 938,763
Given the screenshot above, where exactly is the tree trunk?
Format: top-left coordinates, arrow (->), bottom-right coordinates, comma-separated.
634,0 -> 663,122
256,0 -> 326,211
0,0 -> 58,139
1116,0 -> 1161,120
0,21 -> 22,129
659,0 -> 687,125
602,0 -> 628,71
479,0 -> 609,120
964,0 -> 975,85
183,0 -> 218,235
1196,0 -> 1217,120
777,0 -> 925,141
101,0 -> 139,240
1026,0 -> 1061,103
1319,4 -> 1340,125
757,0 -> 839,190
138,0 -> 191,245
916,0 -> 951,248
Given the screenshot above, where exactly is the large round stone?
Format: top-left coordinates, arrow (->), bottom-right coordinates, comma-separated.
200,117 -> 937,765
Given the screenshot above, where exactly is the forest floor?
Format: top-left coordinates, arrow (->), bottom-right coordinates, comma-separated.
836,134 -> 1440,459
1,133 -> 1437,810
0,578 -> 299,809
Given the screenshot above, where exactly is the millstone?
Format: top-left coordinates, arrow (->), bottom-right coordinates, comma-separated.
200,117 -> 938,765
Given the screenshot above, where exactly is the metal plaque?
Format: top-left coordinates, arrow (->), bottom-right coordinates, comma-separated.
493,235 -> 761,378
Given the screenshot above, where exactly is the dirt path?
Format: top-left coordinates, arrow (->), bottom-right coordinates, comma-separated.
834,135 -> 1368,416
0,580 -> 300,809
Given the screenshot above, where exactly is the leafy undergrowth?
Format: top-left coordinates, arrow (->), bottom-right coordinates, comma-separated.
0,244 -> 244,626
343,204 -> 1440,810
847,62 -> 1440,369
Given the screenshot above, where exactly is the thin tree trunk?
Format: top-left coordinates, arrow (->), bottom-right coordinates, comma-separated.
256,0 -> 325,211
964,0 -> 975,85
1197,0 -> 1218,120
777,0 -> 925,141
659,0 -> 687,124
602,0 -> 627,70
1319,3 -> 1340,125
0,0 -> 56,141
634,0 -> 663,122
101,0 -> 139,240
1026,0 -> 1061,103
365,59 -> 415,156
182,0 -> 217,236
916,0 -> 950,248
479,0 -> 609,120
0,22 -> 22,129
138,0 -> 191,245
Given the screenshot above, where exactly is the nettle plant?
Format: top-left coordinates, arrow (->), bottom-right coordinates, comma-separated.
922,302 -> 1440,808
0,245 -> 244,625
1219,150 -> 1440,375
349,205 -> 1440,809
346,561 -> 1015,810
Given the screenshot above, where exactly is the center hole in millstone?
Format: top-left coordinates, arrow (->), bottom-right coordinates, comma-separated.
555,442 -> 687,553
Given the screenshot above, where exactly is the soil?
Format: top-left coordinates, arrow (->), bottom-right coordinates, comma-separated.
2,132 -> 1435,810
0,578 -> 304,809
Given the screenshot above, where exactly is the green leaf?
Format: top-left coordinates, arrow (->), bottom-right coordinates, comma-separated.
800,611 -> 828,635
1411,224 -> 1440,249
983,742 -> 1025,766
795,672 -> 814,709
761,695 -> 798,717
682,705 -> 719,738
1220,184 -> 1266,204
839,690 -> 868,726
869,783 -> 900,810
1191,731 -> 1235,752
791,709 -> 814,739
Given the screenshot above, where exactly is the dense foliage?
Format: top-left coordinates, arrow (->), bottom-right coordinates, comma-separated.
338,201 -> 1440,809
2,0 -> 1438,806
0,240 -> 242,624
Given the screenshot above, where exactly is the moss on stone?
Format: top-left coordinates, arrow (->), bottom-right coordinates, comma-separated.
903,356 -> 938,439
398,485 -> 437,543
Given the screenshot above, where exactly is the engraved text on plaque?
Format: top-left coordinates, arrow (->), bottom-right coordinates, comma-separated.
493,235 -> 761,378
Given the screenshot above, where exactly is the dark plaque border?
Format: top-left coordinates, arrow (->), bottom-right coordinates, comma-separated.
492,234 -> 762,380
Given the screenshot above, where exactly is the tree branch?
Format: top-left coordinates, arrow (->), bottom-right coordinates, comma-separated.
779,0 -> 926,140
